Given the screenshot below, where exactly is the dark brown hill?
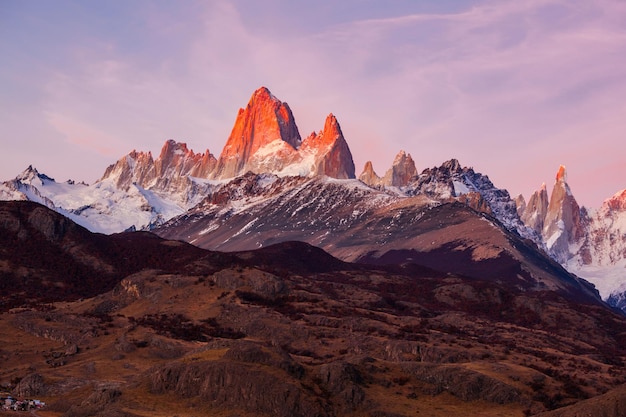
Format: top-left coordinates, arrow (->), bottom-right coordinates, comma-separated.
535,383 -> 626,417
0,201 -> 232,310
3,201 -> 626,416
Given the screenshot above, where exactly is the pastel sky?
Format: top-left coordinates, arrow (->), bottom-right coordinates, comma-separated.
1,0 -> 625,208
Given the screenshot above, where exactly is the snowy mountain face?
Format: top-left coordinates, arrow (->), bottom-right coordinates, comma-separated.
518,166 -> 626,309
403,159 -> 539,244
0,87 -> 357,233
154,159 -> 543,261
156,172 -> 403,253
0,165 -> 207,233
565,190 -> 626,301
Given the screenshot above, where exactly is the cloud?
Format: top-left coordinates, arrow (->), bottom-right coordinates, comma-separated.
45,111 -> 122,157
4,0 -> 625,206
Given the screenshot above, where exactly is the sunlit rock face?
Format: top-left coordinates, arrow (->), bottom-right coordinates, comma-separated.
212,88 -> 355,180
212,87 -> 302,179
383,150 -> 417,187
359,161 -> 382,187
100,140 -> 217,192
300,114 -> 355,179
101,87 -> 357,185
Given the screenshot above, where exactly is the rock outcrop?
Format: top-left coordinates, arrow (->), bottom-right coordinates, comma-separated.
382,151 -> 417,186
300,114 -> 355,179
359,151 -> 416,187
99,140 -> 217,192
12,373 -> 46,397
521,183 -> 549,236
521,166 -> 584,263
359,161 -> 382,187
149,360 -> 327,417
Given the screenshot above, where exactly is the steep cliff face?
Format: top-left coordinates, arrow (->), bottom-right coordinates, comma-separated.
154,140 -> 217,181
591,189 -> 626,268
542,166 -> 585,263
212,87 -> 301,179
521,184 -> 549,236
359,151 -> 416,187
100,150 -> 156,191
99,140 -> 217,193
300,114 -> 355,179
359,161 -> 382,187
382,151 -> 417,186
208,88 -> 355,180
565,189 -> 626,300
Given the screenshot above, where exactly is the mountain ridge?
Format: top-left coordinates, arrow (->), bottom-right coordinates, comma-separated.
2,86 -> 626,311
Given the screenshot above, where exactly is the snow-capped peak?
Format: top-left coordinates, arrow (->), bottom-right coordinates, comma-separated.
16,165 -> 55,186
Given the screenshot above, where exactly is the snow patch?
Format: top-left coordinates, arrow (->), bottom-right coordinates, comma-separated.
453,181 -> 470,196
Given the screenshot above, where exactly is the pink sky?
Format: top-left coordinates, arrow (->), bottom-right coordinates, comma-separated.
1,0 -> 625,208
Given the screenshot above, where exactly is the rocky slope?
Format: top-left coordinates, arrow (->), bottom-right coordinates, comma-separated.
155,172 -> 598,304
2,201 -> 626,416
0,200 -> 218,310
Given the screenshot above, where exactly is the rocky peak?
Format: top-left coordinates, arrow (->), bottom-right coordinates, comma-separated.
155,139 -> 216,179
358,161 -> 382,187
603,189 -> 626,212
521,183 -> 549,236
414,159 -> 466,187
16,165 -> 55,185
514,194 -> 526,218
212,87 -> 302,179
301,114 -> 356,179
556,165 -> 567,183
382,150 -> 417,187
358,151 -> 417,188
440,158 -> 463,175
543,165 -> 584,262
99,139 -> 217,192
100,149 -> 155,190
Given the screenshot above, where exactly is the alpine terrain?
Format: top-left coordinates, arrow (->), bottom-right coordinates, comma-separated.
2,201 -> 626,416
2,86 -> 626,415
2,86 -> 625,305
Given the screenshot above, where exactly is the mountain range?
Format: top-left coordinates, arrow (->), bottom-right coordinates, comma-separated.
2,86 -> 625,311
3,86 -> 626,415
